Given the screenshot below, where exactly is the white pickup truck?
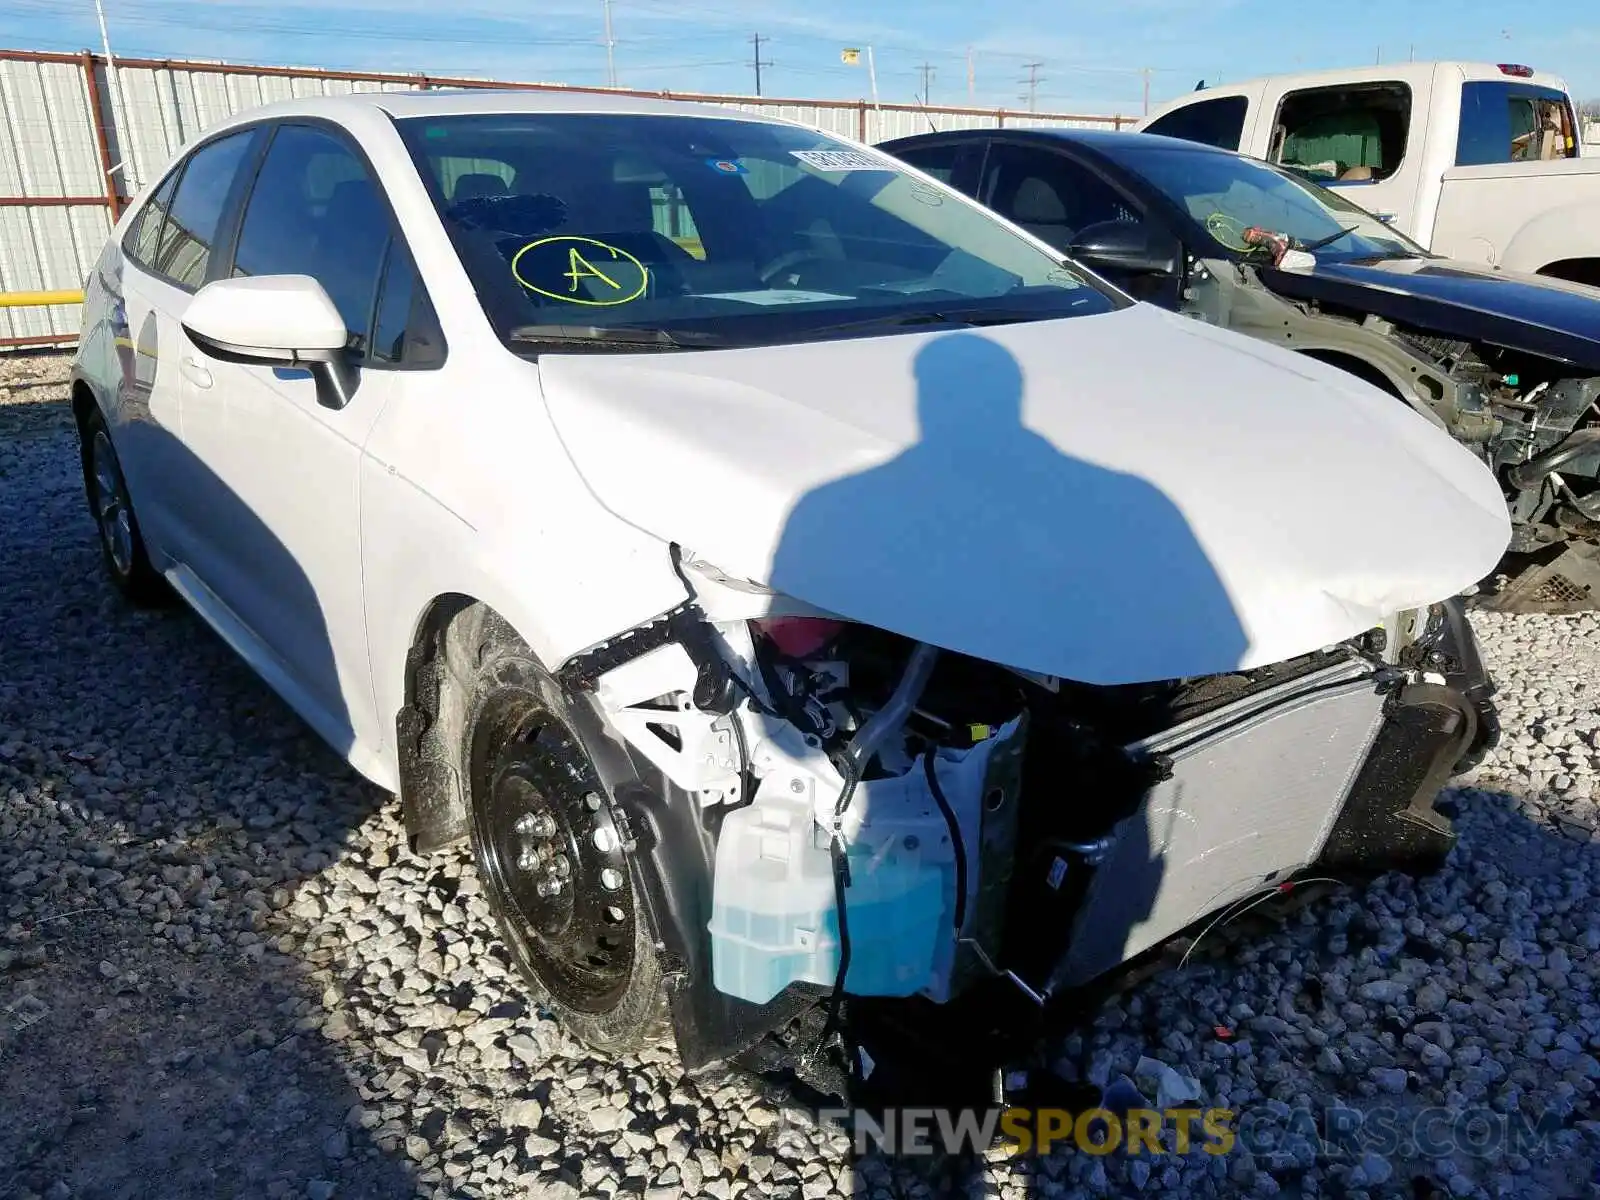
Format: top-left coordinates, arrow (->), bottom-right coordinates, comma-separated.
1136,62 -> 1600,285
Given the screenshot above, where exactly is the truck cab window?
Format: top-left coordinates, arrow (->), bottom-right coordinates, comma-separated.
1271,83 -> 1411,185
1144,95 -> 1249,151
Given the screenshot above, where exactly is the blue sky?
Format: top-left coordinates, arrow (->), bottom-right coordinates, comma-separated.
4,0 -> 1598,116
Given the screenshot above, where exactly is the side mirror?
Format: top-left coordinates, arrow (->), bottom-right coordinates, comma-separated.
1067,220 -> 1183,278
182,275 -> 357,409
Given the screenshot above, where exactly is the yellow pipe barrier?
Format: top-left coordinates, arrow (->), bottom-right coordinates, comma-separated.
0,289 -> 84,308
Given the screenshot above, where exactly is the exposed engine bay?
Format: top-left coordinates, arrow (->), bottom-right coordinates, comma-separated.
1181,258 -> 1600,612
563,553 -> 1491,1083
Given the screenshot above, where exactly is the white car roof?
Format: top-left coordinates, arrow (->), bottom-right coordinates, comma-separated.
200,87 -> 790,134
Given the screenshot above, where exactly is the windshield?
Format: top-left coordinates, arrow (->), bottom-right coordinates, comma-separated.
396,113 -> 1122,349
1099,142 -> 1428,263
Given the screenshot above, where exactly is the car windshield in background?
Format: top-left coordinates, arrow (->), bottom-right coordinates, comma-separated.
1098,142 -> 1428,264
396,113 -> 1123,349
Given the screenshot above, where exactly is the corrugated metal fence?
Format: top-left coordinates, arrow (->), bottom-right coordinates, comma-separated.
0,47 -> 1127,348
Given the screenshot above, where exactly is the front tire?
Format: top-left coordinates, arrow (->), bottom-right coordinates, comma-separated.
77,406 -> 169,607
464,634 -> 670,1056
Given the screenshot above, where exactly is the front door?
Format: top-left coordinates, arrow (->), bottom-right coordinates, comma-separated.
111,128 -> 261,565
176,122 -> 401,758
977,142 -> 1180,307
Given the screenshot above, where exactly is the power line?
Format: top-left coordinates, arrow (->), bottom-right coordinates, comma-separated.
916,61 -> 935,106
748,32 -> 772,96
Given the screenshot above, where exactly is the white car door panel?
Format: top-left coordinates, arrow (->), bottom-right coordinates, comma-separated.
112,268 -> 191,564
177,357 -> 395,760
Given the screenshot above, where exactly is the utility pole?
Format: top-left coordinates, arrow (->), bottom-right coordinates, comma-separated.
966,46 -> 975,102
1020,62 -> 1044,112
1141,66 -> 1152,115
916,62 -> 935,106
748,33 -> 772,96
602,0 -> 617,87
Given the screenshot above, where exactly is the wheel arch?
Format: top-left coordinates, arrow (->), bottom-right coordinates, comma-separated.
1295,347 -> 1408,398
1536,257 -> 1600,289
70,377 -> 101,430
393,592 -> 504,854
1500,206 -> 1600,277
393,589 -> 820,1068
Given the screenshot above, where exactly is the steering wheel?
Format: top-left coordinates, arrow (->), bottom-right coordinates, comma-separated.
758,248 -> 833,286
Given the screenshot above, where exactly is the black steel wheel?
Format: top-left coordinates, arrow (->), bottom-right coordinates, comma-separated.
465,637 -> 669,1054
77,405 -> 168,606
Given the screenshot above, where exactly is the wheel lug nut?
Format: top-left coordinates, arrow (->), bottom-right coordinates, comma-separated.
592,826 -> 618,854
584,792 -> 603,812
600,868 -> 624,891
517,848 -> 538,871
553,854 -> 572,879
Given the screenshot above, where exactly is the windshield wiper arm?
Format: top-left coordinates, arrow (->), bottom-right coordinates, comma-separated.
507,323 -> 725,348
1296,225 -> 1361,253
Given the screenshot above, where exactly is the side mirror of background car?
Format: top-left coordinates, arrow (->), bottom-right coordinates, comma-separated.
181,275 -> 357,409
1067,220 -> 1183,278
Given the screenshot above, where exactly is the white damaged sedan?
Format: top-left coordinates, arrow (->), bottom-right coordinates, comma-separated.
71,89 -> 1509,1090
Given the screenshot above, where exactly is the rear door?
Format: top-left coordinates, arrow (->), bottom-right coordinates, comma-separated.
176,121 -> 414,756
111,128 -> 262,562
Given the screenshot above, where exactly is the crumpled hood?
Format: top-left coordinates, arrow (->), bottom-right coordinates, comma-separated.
1259,256 -> 1600,373
537,303 -> 1509,685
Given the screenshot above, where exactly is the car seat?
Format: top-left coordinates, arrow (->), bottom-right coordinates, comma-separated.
452,173 -> 510,202
1009,176 -> 1075,252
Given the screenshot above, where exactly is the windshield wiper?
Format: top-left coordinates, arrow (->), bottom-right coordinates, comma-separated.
1296,225 -> 1361,253
789,306 -> 1047,342
507,323 -> 726,349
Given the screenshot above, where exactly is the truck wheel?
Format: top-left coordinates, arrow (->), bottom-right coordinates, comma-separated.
464,637 -> 670,1056
78,406 -> 169,607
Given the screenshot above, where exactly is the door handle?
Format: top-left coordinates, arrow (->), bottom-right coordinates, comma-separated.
179,355 -> 213,389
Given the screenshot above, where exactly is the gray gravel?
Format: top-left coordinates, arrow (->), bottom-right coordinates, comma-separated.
3,351 -> 1599,1199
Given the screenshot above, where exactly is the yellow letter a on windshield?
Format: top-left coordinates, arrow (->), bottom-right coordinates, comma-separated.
565,247 -> 621,294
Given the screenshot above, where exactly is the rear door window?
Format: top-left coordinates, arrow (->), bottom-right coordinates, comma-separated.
1269,83 -> 1411,184
1144,96 -> 1250,151
137,129 -> 257,289
889,141 -> 964,184
1456,82 -> 1580,164
124,168 -> 182,270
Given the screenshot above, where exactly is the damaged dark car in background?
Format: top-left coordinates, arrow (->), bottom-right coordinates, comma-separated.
883,127 -> 1600,613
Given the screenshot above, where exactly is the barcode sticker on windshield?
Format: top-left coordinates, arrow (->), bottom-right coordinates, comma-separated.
790,149 -> 895,172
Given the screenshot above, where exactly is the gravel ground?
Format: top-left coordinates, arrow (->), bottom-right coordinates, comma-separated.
2,350 -> 1598,1199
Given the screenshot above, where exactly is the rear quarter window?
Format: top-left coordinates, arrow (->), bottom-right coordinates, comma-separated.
1456,82 -> 1580,165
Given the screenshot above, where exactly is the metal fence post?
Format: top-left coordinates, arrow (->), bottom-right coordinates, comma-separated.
80,51 -> 122,219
